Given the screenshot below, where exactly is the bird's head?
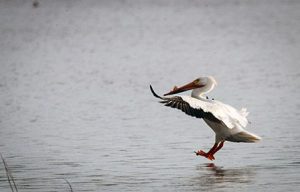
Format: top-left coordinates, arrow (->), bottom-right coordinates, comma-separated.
164,76 -> 217,96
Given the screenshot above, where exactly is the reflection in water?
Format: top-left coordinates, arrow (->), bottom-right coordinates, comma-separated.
191,163 -> 256,191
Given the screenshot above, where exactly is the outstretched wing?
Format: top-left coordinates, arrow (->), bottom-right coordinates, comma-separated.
150,85 -> 220,123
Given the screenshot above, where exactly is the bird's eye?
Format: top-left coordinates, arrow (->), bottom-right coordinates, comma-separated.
194,79 -> 200,84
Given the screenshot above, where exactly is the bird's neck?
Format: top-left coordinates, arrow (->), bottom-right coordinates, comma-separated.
191,81 -> 215,99
191,88 -> 206,99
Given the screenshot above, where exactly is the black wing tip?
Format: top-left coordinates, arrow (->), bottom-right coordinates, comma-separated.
150,85 -> 163,99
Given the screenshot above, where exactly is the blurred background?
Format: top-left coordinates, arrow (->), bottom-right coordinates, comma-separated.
0,0 -> 299,191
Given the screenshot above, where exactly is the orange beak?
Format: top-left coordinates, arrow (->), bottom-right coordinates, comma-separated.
164,80 -> 204,96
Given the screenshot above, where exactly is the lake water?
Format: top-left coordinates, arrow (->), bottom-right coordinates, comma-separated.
0,0 -> 300,191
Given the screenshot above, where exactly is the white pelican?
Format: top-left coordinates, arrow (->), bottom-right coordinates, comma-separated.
150,76 -> 261,160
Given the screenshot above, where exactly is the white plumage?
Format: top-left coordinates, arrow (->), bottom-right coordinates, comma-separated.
150,76 -> 261,160
181,96 -> 248,129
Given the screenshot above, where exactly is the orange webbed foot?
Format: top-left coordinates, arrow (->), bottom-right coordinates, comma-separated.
195,150 -> 215,160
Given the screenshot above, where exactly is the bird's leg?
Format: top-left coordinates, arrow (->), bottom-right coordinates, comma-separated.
210,141 -> 225,156
195,143 -> 218,160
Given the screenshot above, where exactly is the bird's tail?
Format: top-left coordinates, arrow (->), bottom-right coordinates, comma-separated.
227,130 -> 261,143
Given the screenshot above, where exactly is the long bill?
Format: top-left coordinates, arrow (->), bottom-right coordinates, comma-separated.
164,81 -> 203,96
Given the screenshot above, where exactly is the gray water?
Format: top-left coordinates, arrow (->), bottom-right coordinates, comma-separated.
0,0 -> 300,191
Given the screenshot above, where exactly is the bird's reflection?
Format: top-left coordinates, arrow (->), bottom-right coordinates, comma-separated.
205,163 -> 226,176
190,163 -> 256,190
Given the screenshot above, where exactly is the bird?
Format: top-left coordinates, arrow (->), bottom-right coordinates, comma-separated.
150,76 -> 261,160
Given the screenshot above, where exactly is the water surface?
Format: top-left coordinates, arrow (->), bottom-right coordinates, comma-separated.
0,0 -> 300,191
